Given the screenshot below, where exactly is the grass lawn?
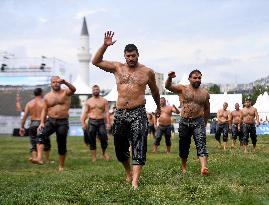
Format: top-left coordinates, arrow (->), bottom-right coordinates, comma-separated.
0,134 -> 268,205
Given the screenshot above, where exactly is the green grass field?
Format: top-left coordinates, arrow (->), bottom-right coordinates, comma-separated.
0,134 -> 268,205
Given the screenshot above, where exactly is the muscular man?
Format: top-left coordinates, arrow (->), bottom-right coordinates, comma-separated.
36,76 -> 76,171
19,88 -> 51,163
92,31 -> 160,189
229,103 -> 243,147
215,102 -> 230,150
152,97 -> 180,153
241,98 -> 259,153
165,70 -> 210,176
81,85 -> 110,162
147,112 -> 156,139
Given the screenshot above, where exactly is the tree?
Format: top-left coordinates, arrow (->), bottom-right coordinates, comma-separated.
208,84 -> 221,94
71,95 -> 81,108
242,85 -> 269,105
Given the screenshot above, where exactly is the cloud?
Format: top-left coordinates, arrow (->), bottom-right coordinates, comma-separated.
38,18 -> 48,23
75,8 -> 108,19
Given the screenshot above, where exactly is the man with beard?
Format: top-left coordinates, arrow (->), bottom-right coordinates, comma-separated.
36,76 -> 76,171
241,97 -> 259,153
81,85 -> 110,162
19,88 -> 51,163
92,31 -> 160,189
215,102 -> 230,150
165,70 -> 210,176
229,103 -> 243,147
152,97 -> 180,153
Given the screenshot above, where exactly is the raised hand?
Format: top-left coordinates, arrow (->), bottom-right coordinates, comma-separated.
56,78 -> 65,84
104,31 -> 116,46
168,71 -> 176,78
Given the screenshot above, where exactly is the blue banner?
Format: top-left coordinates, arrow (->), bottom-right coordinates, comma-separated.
256,125 -> 269,135
68,126 -> 83,136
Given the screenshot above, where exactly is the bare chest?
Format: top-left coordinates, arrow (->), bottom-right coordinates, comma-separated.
47,93 -> 68,107
88,99 -> 106,110
181,88 -> 206,105
115,70 -> 148,86
242,108 -> 255,117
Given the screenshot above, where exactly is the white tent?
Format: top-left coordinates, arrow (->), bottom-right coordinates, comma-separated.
103,85 -> 118,101
254,92 -> 269,120
210,92 -> 242,113
104,88 -> 242,114
73,75 -> 91,95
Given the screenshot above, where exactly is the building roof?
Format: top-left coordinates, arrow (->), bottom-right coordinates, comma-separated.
81,17 -> 89,36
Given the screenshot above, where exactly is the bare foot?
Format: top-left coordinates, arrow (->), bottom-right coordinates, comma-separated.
92,157 -> 97,163
181,166 -> 187,174
201,167 -> 208,176
132,180 -> 139,190
58,166 -> 64,172
31,159 -> 44,165
103,153 -> 110,161
45,160 -> 55,164
126,172 -> 132,183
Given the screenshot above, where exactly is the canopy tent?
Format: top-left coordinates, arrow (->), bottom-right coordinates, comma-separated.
253,92 -> 269,120
104,85 -> 118,101
73,75 -> 91,95
104,87 -> 242,114
210,93 -> 242,113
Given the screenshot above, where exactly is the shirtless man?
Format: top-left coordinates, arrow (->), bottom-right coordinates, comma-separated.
36,76 -> 76,171
81,85 -> 110,162
165,70 -> 210,176
241,98 -> 259,153
92,31 -> 160,189
152,97 -> 180,153
19,88 -> 51,163
229,103 -> 243,147
215,102 -> 230,150
147,112 -> 156,139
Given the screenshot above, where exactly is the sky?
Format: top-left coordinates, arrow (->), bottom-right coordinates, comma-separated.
1,0 -> 269,89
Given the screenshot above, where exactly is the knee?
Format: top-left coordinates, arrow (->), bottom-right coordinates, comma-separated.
132,158 -> 146,166
58,147 -> 67,155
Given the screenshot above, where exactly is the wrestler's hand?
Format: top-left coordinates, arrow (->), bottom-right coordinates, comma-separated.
256,120 -> 260,127
56,78 -> 65,84
168,71 -> 176,78
104,31 -> 116,46
82,123 -> 87,130
19,128 -> 25,136
106,123 -> 111,130
37,122 -> 44,132
155,107 -> 161,118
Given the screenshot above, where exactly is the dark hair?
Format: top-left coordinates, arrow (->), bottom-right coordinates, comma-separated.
92,85 -> 99,89
245,96 -> 252,101
189,69 -> 202,78
160,97 -> 166,100
34,88 -> 42,96
124,44 -> 139,54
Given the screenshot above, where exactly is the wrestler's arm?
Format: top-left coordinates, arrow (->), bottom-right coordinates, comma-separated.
204,93 -> 210,126
165,71 -> 182,94
63,80 -> 76,95
80,101 -> 89,129
228,112 -> 233,129
171,105 -> 180,114
148,69 -> 161,116
104,100 -> 110,126
19,103 -> 29,136
92,31 -> 117,73
254,108 -> 259,125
